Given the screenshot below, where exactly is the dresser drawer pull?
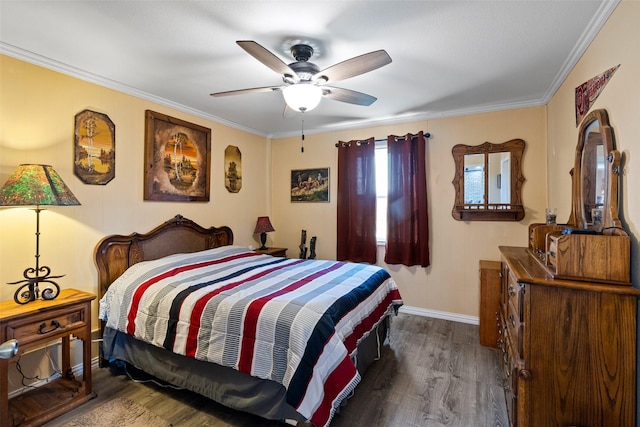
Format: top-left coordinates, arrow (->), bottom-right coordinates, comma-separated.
39,320 -> 60,334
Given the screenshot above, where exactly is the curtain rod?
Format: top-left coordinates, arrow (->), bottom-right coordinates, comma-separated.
335,132 -> 431,147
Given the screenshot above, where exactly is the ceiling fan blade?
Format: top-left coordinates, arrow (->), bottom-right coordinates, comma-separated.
210,86 -> 282,97
313,50 -> 391,84
322,86 -> 377,106
236,40 -> 299,82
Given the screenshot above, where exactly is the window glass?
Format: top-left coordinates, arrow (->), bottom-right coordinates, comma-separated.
375,142 -> 387,242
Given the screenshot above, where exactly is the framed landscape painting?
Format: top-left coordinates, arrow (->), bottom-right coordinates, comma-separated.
291,168 -> 329,202
144,110 -> 211,201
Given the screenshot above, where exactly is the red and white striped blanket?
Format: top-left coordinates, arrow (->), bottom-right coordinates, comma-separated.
99,245 -> 402,427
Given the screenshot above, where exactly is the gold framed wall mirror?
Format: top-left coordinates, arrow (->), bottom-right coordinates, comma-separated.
451,139 -> 525,221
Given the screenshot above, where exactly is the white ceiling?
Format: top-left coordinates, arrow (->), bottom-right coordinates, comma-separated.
0,1 -> 618,138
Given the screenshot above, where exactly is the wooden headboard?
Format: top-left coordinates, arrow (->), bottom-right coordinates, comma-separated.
93,214 -> 233,299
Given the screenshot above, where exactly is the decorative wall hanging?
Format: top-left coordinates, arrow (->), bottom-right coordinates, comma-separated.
74,109 -> 115,185
575,64 -> 619,126
224,145 -> 242,193
144,110 -> 211,202
291,168 -> 329,202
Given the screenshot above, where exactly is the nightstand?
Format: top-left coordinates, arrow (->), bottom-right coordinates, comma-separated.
255,247 -> 287,257
0,289 -> 96,427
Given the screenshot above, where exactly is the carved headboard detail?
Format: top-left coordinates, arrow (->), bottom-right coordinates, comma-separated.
93,215 -> 233,299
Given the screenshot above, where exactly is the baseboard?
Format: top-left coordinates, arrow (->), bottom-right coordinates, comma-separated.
8,356 -> 101,400
398,305 -> 479,325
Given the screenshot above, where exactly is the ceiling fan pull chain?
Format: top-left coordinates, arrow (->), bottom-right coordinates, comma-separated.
301,119 -> 305,153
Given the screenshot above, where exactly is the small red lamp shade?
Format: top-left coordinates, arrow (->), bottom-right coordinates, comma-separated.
254,216 -> 275,250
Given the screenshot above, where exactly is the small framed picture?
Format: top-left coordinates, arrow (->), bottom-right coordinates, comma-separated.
291,168 -> 329,202
144,110 -> 211,202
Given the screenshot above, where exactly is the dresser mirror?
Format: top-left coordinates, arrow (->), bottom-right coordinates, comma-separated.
568,109 -> 623,232
452,139 -> 525,221
528,109 -> 630,284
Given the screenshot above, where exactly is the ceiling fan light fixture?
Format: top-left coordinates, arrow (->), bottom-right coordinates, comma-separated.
283,83 -> 322,112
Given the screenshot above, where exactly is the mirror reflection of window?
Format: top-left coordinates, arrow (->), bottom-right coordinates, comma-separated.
595,144 -> 605,207
464,154 -> 484,205
581,119 -> 606,223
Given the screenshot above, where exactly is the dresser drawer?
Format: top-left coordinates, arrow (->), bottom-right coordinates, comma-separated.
499,320 -> 519,427
5,304 -> 89,348
506,272 -> 524,321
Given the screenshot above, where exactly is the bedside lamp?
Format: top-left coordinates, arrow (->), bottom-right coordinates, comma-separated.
0,339 -> 18,359
254,216 -> 275,250
0,164 -> 81,305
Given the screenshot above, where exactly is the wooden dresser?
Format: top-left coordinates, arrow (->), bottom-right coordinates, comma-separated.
497,245 -> 640,427
490,108 -> 640,426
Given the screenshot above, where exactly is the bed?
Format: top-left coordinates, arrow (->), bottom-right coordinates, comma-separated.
94,215 -> 402,427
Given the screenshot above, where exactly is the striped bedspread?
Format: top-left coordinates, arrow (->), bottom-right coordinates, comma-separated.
99,245 -> 402,427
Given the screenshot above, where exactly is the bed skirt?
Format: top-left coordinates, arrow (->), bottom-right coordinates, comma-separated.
101,316 -> 390,425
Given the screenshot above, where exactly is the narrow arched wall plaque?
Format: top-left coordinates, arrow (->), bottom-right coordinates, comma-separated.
74,109 -> 115,185
225,145 -> 242,193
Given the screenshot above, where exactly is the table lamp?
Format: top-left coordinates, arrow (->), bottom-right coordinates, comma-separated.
0,164 -> 80,304
254,216 -> 275,250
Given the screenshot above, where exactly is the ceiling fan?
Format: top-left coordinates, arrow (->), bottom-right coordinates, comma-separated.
210,40 -> 392,113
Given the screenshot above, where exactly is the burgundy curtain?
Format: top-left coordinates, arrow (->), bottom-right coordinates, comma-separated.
384,131 -> 430,267
336,138 -> 377,264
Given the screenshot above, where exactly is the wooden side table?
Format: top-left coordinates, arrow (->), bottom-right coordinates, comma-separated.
0,289 -> 96,427
254,247 -> 287,257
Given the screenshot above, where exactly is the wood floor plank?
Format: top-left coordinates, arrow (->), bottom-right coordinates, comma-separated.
44,313 -> 508,427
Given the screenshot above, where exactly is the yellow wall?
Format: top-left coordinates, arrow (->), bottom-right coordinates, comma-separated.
1,54 -> 549,325
272,107 -> 547,319
547,0 -> 640,285
0,55 -> 271,313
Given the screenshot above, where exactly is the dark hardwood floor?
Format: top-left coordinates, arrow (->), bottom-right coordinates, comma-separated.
46,313 -> 508,427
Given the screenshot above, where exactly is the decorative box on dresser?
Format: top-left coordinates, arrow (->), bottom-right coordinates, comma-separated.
0,289 -> 96,427
493,109 -> 640,427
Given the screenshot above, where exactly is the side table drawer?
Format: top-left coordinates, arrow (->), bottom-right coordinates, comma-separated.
5,304 -> 89,348
255,247 -> 287,257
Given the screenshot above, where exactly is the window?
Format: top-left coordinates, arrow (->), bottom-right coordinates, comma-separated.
375,141 -> 387,242
464,165 -> 484,204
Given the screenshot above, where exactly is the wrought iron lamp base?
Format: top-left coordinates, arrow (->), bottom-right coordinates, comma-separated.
9,267 -> 62,305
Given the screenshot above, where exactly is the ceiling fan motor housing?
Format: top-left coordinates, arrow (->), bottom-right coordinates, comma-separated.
286,44 -> 321,82
290,44 -> 314,61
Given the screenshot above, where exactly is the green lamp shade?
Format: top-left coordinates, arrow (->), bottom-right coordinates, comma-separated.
0,164 -> 80,207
